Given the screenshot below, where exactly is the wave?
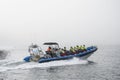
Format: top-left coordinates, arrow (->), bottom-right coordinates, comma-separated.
0,46 -> 89,72
0,46 -> 15,60
0,50 -> 9,60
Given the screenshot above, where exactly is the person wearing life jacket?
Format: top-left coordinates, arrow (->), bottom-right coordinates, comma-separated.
70,46 -> 75,54
63,46 -> 70,55
63,47 -> 68,55
63,47 -> 66,52
76,45 -> 80,50
82,45 -> 86,51
74,46 -> 79,53
81,45 -> 86,52
76,45 -> 80,53
59,48 -> 63,56
79,45 -> 82,52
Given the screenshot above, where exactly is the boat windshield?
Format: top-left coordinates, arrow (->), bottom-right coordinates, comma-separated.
28,44 -> 43,56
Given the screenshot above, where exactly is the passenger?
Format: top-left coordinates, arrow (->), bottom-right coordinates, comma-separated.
46,47 -> 53,57
83,45 -> 86,51
70,46 -> 75,54
63,47 -> 68,54
63,47 -> 66,52
79,45 -> 82,52
47,46 -> 51,52
74,46 -> 78,53
74,46 -> 76,51
60,49 -> 66,56
76,45 -> 80,50
70,46 -> 73,52
63,47 -> 70,55
51,48 -> 57,57
75,45 -> 79,53
81,45 -> 86,52
59,48 -> 62,53
79,45 -> 82,49
55,49 -> 61,57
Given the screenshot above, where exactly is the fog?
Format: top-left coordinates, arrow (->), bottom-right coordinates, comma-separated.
0,0 -> 120,48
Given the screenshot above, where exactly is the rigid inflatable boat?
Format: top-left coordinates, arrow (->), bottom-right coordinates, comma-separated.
23,42 -> 97,63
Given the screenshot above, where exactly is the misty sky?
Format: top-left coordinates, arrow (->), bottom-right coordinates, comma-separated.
0,0 -> 120,47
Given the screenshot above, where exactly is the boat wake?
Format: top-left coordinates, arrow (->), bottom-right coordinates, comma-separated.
0,58 -> 88,72
0,46 -> 89,72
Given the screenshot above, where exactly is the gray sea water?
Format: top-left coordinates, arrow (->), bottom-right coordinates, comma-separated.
0,45 -> 120,80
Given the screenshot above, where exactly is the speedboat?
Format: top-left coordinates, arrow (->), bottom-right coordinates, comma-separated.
23,42 -> 97,63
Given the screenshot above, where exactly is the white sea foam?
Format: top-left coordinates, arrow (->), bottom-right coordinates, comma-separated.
0,58 -> 88,72
0,46 -> 88,72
